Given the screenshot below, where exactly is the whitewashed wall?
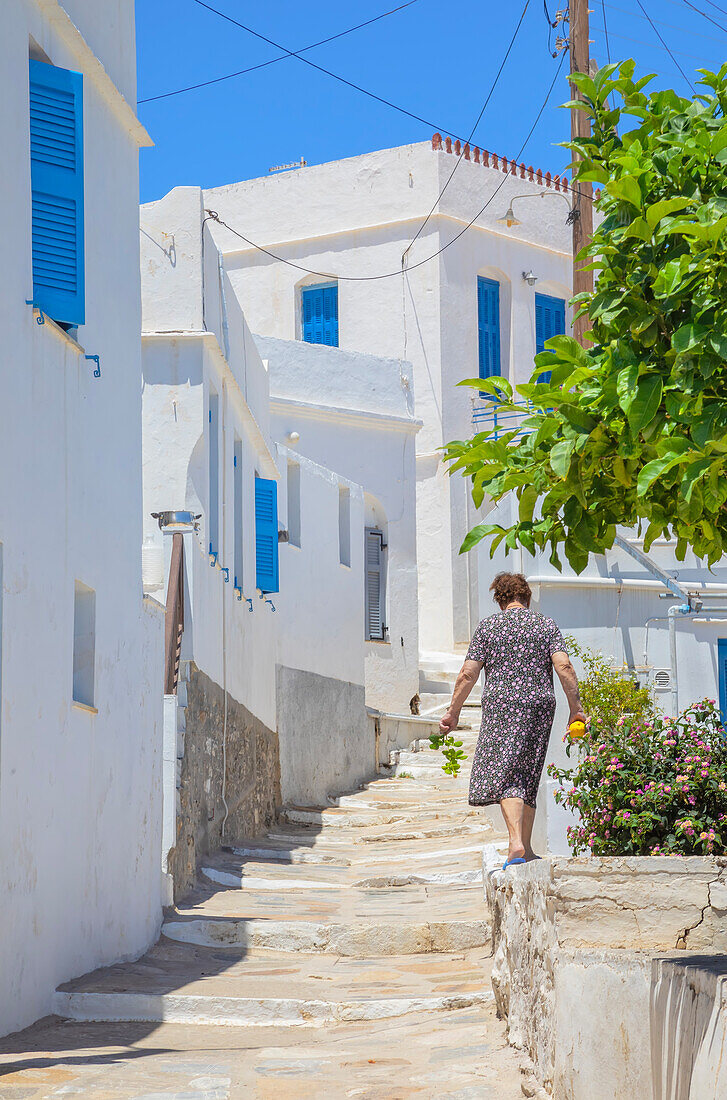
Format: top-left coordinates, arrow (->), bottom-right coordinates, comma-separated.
141,188 -> 375,809
203,142 -> 572,656
259,335 -> 420,713
0,1 -> 162,1037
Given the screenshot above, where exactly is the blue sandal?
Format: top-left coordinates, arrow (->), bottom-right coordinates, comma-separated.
502,857 -> 527,869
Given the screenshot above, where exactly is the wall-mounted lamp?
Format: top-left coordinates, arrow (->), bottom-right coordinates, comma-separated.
151,510 -> 201,534
522,270 -> 538,287
497,189 -> 572,230
496,205 -> 521,228
286,431 -> 300,444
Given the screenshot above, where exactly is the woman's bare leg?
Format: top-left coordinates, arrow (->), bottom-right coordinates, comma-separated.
500,798 -> 526,861
522,804 -> 536,859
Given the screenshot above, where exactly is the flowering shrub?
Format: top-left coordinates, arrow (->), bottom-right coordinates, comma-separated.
549,700 -> 727,856
566,637 -> 654,727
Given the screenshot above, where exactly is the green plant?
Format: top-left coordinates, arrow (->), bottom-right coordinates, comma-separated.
446,62 -> 727,571
429,731 -> 468,777
566,636 -> 654,725
549,700 -> 727,855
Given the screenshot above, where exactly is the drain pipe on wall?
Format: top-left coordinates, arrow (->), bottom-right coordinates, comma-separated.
220,378 -> 230,837
613,535 -> 697,717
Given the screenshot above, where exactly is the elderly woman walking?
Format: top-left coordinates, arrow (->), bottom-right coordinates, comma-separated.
439,572 -> 584,868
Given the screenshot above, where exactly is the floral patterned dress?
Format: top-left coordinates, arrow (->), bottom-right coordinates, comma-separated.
466,608 -> 566,808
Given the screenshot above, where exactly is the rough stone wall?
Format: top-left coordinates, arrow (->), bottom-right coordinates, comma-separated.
168,663 -> 280,900
486,855 -> 727,1098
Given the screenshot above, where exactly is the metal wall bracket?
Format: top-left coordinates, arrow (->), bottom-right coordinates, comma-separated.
25,300 -> 45,325
85,354 -> 101,378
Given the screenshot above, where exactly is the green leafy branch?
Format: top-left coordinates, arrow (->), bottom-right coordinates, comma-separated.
429,732 -> 468,776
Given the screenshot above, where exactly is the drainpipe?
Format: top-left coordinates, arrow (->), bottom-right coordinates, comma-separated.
613,536 -> 694,718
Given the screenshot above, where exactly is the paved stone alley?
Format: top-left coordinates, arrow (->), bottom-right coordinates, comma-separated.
0,710 -> 526,1098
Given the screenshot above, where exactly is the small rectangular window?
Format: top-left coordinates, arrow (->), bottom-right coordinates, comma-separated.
535,292 -> 566,383
73,580 -> 95,707
477,277 -> 500,380
365,528 -> 385,641
287,460 -> 301,548
233,436 -> 243,590
339,486 -> 351,567
29,59 -> 85,326
301,284 -> 338,346
208,389 -> 219,556
255,476 -> 280,594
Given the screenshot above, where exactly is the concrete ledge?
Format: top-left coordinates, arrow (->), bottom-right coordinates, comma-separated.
486,855 -> 727,1098
651,955 -> 727,1100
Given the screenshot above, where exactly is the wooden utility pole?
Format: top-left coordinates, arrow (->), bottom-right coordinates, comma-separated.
569,0 -> 594,345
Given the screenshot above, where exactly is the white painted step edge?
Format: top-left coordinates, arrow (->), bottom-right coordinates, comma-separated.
201,866 -> 483,890
52,990 -> 494,1027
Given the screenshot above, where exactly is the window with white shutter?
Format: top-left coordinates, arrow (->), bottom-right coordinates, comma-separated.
365,528 -> 385,641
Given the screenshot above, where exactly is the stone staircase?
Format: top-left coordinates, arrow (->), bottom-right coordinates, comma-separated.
2,706 -> 526,1097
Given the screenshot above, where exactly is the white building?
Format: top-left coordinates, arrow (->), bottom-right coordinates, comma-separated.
259,335 -> 420,714
0,0 -> 163,1036
201,139 -> 727,851
203,138 -> 574,667
140,187 -> 415,893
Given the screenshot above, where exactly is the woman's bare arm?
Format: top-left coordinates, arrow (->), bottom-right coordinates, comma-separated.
552,650 -> 585,725
439,659 -> 483,734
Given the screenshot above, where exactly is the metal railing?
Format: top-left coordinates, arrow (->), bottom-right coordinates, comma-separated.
471,397 -> 534,440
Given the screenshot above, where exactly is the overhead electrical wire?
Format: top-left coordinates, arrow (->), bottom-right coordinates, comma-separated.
591,22 -> 723,61
601,0 -> 613,63
139,0 -> 420,104
189,0 -> 474,140
204,51 -> 568,283
680,0 -> 727,33
634,0 -> 696,91
604,0 -> 724,42
403,0 -> 532,258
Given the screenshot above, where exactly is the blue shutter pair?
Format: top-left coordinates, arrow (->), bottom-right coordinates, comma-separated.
535,293 -> 566,383
477,277 -> 500,382
29,60 -> 85,327
255,478 -> 279,594
302,284 -> 338,346
718,639 -> 727,726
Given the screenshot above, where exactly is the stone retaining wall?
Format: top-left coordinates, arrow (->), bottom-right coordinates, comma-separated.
486,855 -> 727,1099
169,663 -> 280,899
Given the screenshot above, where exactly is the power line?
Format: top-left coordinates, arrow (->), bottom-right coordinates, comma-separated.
191,0 -> 472,140
403,0 -> 532,258
204,51 -> 568,283
634,0 -> 696,91
601,0 -> 613,63
592,21 -> 722,61
139,0 -> 420,105
680,0 -> 727,34
604,0 -> 724,43
699,0 -> 727,17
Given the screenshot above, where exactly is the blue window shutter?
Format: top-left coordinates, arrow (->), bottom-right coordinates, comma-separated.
535,292 -> 566,383
365,528 -> 385,641
477,277 -> 500,381
29,60 -> 85,326
302,284 -> 338,346
719,639 -> 727,726
255,477 -> 279,594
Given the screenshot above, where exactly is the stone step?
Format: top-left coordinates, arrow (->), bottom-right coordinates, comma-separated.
10,1006 -> 525,1097
53,941 -> 494,1027
202,864 -> 484,890
385,763 -> 473,784
280,805 -> 479,828
161,915 -> 489,955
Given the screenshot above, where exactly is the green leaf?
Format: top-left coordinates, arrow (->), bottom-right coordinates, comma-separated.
550,440 -> 575,478
637,452 -> 689,496
607,176 -> 642,208
645,196 -> 690,228
519,485 -> 539,524
628,375 -> 663,434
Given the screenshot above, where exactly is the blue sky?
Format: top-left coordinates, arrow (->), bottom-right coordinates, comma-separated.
136,0 -> 727,204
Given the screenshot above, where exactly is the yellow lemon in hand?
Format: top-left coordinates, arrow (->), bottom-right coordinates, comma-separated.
568,720 -> 586,740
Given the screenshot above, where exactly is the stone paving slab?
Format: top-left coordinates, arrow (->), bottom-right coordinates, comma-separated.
0,1006 -> 523,1098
